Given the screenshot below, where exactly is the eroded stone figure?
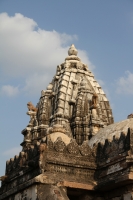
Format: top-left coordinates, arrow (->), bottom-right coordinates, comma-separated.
27,101 -> 38,112
90,93 -> 98,109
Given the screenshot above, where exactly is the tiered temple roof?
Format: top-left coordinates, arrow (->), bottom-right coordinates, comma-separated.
22,44 -> 114,151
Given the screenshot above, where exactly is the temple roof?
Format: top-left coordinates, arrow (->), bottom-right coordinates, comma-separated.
89,118 -> 133,147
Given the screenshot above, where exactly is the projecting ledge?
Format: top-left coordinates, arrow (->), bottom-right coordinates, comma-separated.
96,173 -> 133,192
57,180 -> 97,190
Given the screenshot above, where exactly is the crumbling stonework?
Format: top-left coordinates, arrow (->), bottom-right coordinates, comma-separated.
0,45 -> 133,200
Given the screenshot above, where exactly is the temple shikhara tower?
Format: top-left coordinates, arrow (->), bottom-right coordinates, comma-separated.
0,45 -> 133,200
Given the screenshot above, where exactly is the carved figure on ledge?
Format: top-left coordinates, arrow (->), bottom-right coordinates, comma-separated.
0,176 -> 8,181
127,113 -> 133,119
90,93 -> 99,120
90,93 -> 98,110
27,102 -> 38,127
27,102 -> 38,112
19,152 -> 27,168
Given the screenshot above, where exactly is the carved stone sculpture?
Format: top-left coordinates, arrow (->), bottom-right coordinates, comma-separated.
27,101 -> 38,112
90,93 -> 98,109
127,113 -> 133,119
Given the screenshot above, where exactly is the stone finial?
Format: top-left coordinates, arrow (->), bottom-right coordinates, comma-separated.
68,44 -> 78,56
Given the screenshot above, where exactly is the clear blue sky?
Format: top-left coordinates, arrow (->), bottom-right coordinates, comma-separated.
0,0 -> 133,178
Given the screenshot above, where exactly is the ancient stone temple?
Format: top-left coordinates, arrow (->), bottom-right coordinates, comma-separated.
0,45 -> 133,200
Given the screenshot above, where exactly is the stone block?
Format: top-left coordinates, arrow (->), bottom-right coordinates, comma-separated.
87,76 -> 94,81
58,99 -> 65,108
67,88 -> 72,95
65,94 -> 71,101
64,71 -> 71,76
123,193 -> 132,200
71,68 -> 77,73
77,69 -> 85,74
62,75 -> 70,82
61,69 -> 65,74
59,86 -> 67,94
71,78 -> 78,84
94,86 -> 99,93
60,80 -> 69,87
58,92 -> 66,100
55,75 -> 60,80
95,81 -> 101,88
99,88 -> 105,94
70,72 -> 76,78
89,80 -> 95,87
102,94 -> 108,101
100,102 -> 105,109
56,107 -> 64,114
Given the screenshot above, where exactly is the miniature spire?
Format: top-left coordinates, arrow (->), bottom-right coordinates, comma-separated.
68,44 -> 78,56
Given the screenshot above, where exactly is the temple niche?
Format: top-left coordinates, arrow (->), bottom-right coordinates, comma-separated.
1,45 -> 133,200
